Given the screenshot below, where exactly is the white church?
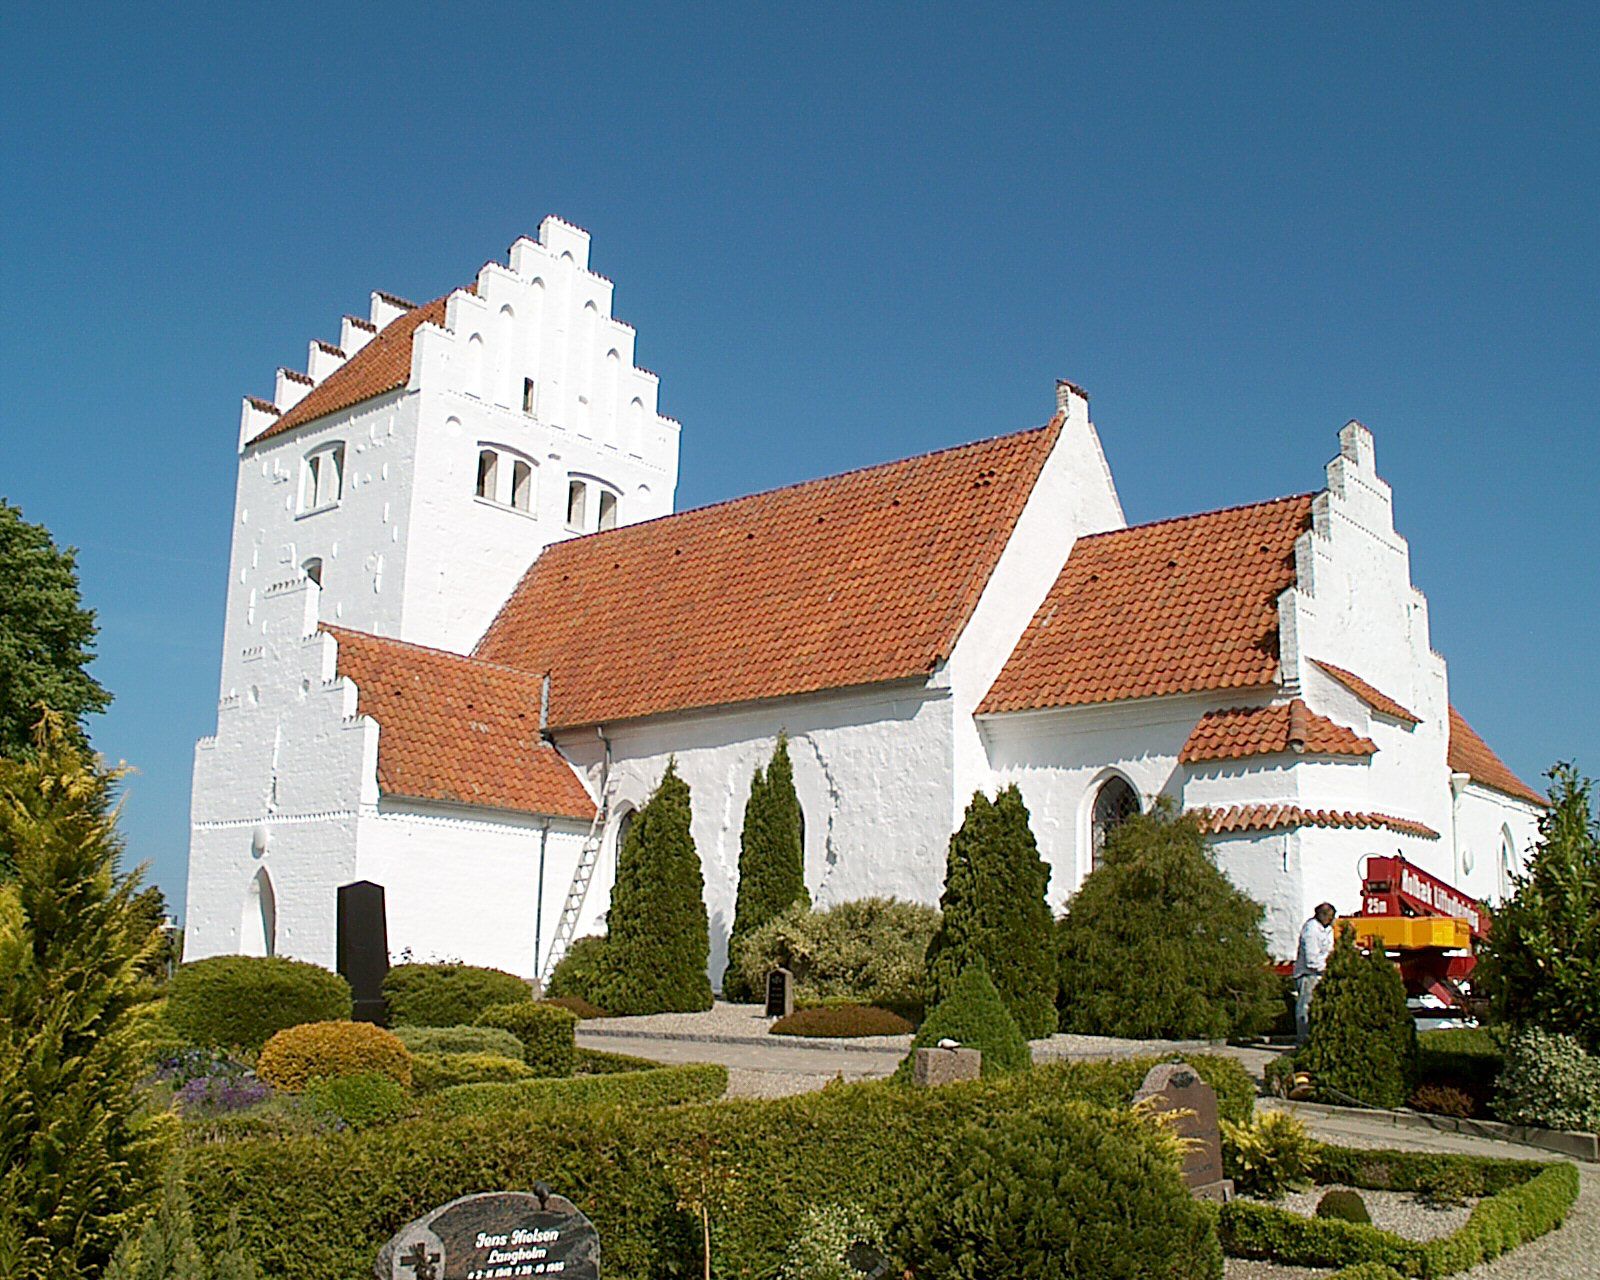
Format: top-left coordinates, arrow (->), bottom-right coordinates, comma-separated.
184,216 -> 1546,985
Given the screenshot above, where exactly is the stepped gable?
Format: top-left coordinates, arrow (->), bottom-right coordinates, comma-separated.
1180,699 -> 1376,764
1312,659 -> 1420,724
1448,705 -> 1545,806
980,493 -> 1315,714
323,625 -> 595,820
474,418 -> 1064,729
247,293 -> 453,445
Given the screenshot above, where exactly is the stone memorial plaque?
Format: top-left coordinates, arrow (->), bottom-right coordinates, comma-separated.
1132,1063 -> 1233,1202
765,967 -> 794,1019
912,1046 -> 981,1088
376,1188 -> 599,1280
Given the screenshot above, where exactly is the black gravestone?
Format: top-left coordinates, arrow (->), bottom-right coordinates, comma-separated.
375,1188 -> 599,1280
338,881 -> 390,1025
765,967 -> 794,1019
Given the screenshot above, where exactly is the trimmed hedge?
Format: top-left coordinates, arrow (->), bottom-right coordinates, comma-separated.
575,1046 -> 661,1075
431,1062 -> 729,1117
1416,1027 -> 1501,1117
303,1072 -> 408,1130
542,994 -> 606,1020
410,1052 -> 533,1095
185,1055 -> 1241,1279
380,963 -> 531,1028
475,1001 -> 578,1076
544,935 -> 612,1007
390,1024 -> 524,1060
166,956 -> 352,1051
770,1004 -> 913,1038
256,1020 -> 411,1093
1220,1144 -> 1579,1277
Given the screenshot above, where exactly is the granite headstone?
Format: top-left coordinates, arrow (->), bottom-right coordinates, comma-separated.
912,1046 -> 982,1088
765,967 -> 794,1019
375,1188 -> 599,1280
338,880 -> 390,1024
1132,1063 -> 1234,1202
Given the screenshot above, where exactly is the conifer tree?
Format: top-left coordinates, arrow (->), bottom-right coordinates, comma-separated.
925,787 -> 1057,1039
724,736 -> 809,1000
895,958 -> 1030,1080
1484,764 -> 1600,1051
1298,925 -> 1418,1108
600,761 -> 714,1015
0,714 -> 170,1280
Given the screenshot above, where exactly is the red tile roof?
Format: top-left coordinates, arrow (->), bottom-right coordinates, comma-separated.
1196,805 -> 1440,840
474,419 -> 1065,728
323,625 -> 595,820
979,494 -> 1315,714
1448,706 -> 1545,806
1180,699 -> 1377,765
248,293 -> 452,445
1312,659 -> 1420,724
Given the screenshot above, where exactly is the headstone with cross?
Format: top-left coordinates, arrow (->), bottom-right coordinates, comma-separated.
375,1187 -> 599,1279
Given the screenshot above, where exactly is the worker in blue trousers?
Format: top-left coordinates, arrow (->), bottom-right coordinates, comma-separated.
1294,902 -> 1338,1045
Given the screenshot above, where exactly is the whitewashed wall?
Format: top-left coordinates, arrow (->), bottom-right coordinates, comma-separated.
1452,781 -> 1544,904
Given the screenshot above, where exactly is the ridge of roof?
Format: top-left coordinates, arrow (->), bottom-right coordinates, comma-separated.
1312,659 -> 1421,724
1076,491 -> 1319,543
1180,699 -> 1377,765
1448,705 -> 1546,807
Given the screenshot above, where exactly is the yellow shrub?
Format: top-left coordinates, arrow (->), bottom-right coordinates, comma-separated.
256,1020 -> 411,1093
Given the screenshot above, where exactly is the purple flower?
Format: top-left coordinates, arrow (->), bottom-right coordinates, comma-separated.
176,1072 -> 273,1115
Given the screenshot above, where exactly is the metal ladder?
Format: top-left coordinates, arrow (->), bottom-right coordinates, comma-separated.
541,768 -> 611,980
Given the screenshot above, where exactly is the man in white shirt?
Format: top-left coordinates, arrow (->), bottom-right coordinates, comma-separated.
1293,902 -> 1338,1045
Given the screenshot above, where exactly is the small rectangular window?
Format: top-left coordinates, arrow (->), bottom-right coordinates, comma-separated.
523,378 -> 537,415
567,480 -> 587,529
512,460 -> 533,512
476,449 -> 499,500
598,490 -> 618,531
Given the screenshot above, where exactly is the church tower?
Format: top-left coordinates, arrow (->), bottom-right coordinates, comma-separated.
215,216 -> 680,701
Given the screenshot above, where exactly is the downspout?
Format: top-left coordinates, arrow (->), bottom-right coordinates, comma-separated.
534,820 -> 550,978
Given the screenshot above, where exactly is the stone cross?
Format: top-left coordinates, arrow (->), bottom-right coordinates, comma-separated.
1132,1063 -> 1234,1202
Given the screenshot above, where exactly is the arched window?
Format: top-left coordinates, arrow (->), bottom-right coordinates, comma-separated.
1499,827 -> 1519,901
301,557 -> 323,587
1090,776 -> 1141,871
598,489 -> 618,531
567,479 -> 587,529
475,446 -> 535,513
615,807 -> 636,856
300,442 -> 345,512
512,460 -> 534,512
476,449 -> 499,499
240,867 -> 277,958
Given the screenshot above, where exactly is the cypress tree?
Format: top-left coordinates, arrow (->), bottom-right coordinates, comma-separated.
1298,924 -> 1418,1108
925,787 -> 1058,1039
894,958 -> 1030,1080
1484,764 -> 1600,1051
0,713 -> 170,1280
600,761 -> 713,1015
724,735 -> 809,1000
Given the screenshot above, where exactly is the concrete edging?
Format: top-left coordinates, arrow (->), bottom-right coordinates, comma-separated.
1268,1097 -> 1600,1163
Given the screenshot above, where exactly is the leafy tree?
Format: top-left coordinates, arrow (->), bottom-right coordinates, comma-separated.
0,714 -> 171,1279
1055,804 -> 1279,1040
895,959 -> 1030,1080
0,500 -> 112,758
1484,764 -> 1600,1051
724,735 -> 809,1000
601,762 -> 713,1015
1298,925 -> 1418,1108
925,787 -> 1057,1039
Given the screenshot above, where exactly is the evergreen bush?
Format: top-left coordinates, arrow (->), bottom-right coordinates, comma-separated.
544,935 -> 613,1007
105,1165 -> 259,1280
0,718 -> 171,1280
409,1052 -> 533,1095
475,1001 -> 578,1076
542,994 -> 606,1019
725,736 -> 810,1000
379,963 -> 531,1027
255,1021 -> 412,1093
1220,1111 -> 1321,1199
1493,1026 -> 1600,1132
770,1004 -> 913,1037
926,788 -> 1057,1039
894,960 -> 1030,1080
1315,1190 -> 1371,1224
777,1204 -> 887,1280
1296,926 -> 1417,1108
1483,764 -> 1600,1051
895,1097 -> 1223,1280
389,1024 -> 524,1060
599,762 -> 713,1015
164,956 -> 352,1051
729,897 -> 939,1012
1055,805 -> 1279,1040
302,1072 -> 408,1130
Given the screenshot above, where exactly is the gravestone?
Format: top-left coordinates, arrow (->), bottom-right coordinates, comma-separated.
1132,1062 -> 1234,1202
844,1240 -> 892,1278
912,1045 -> 982,1088
338,880 -> 390,1024
765,967 -> 794,1019
375,1188 -> 599,1280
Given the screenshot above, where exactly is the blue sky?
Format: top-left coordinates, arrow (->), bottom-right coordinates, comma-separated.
2,4 -> 1595,913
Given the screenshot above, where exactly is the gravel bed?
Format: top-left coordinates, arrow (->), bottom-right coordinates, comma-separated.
1256,1185 -> 1474,1241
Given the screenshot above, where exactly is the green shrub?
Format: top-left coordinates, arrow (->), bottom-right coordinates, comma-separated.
1482,764 -> 1599,1051
1409,1083 -> 1474,1118
389,1024 -> 524,1060
255,1021 -> 411,1093
475,1001 -> 578,1076
1416,1027 -> 1501,1116
542,994 -> 606,1019
575,1046 -> 660,1074
1298,926 -> 1417,1109
379,963 -> 531,1028
1494,1026 -> 1600,1131
544,936 -> 613,1007
725,735 -> 809,1001
106,1164 -> 260,1280
730,897 -> 941,1011
601,763 -> 714,1015
410,1052 -> 533,1095
895,1097 -> 1222,1279
770,1004 -> 913,1038
925,787 -> 1058,1039
166,955 -> 352,1052
894,960 -> 1029,1080
302,1072 -> 408,1130
1316,1190 -> 1371,1224
431,1062 -> 729,1116
1220,1110 -> 1320,1198
1056,806 -> 1279,1040
1327,1267 -> 1405,1280
778,1204 -> 887,1280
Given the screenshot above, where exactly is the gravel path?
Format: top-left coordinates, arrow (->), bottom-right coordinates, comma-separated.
1248,1185 -> 1473,1241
